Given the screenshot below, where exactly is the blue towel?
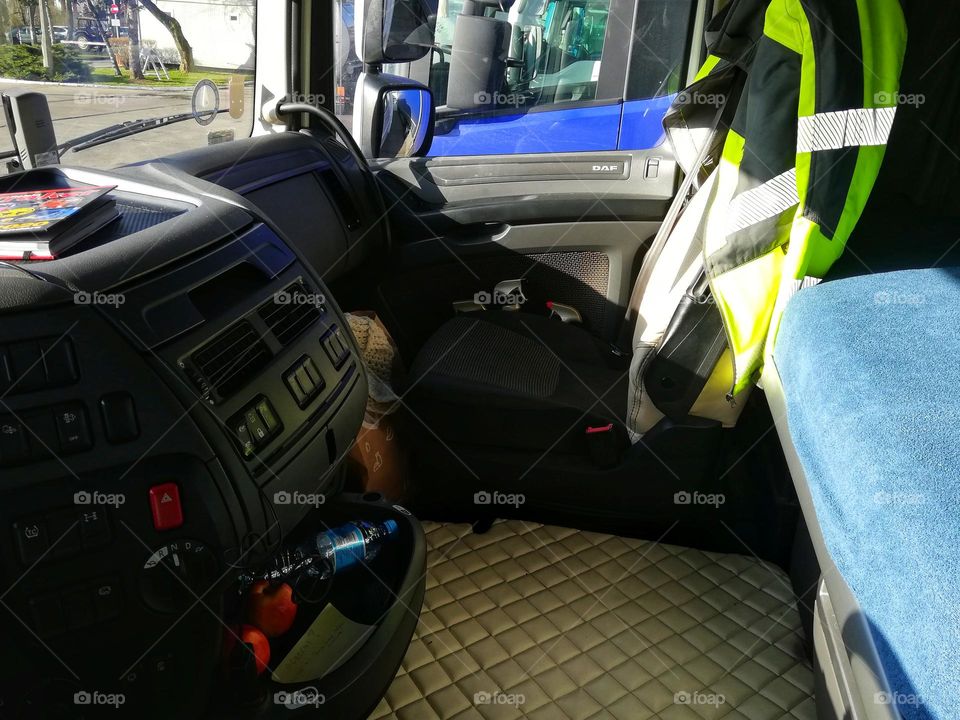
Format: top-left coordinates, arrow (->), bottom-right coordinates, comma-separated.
775,267 -> 960,720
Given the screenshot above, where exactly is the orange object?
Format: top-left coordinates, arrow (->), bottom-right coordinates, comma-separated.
246,581 -> 298,638
239,624 -> 271,675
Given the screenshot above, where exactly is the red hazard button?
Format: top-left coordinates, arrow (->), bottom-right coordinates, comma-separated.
148,482 -> 183,531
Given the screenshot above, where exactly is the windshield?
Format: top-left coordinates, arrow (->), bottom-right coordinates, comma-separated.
0,0 -> 256,170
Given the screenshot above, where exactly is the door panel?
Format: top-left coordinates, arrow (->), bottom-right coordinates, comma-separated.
359,0 -> 708,362
374,218 -> 659,359
375,148 -> 676,221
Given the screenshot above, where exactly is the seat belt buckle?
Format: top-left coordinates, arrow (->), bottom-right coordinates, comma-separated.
492,279 -> 525,312
547,301 -> 582,323
455,279 -> 526,313
585,423 -> 619,469
453,299 -> 487,313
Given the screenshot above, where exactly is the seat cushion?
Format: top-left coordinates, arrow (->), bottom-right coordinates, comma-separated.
774,268 -> 960,720
407,312 -> 628,453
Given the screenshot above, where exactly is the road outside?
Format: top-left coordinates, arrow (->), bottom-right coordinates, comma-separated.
0,69 -> 255,170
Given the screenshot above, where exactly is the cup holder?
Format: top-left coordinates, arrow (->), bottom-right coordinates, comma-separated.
211,493 -> 425,719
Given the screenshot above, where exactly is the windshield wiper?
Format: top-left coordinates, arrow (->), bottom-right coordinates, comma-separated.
59,109 -> 226,155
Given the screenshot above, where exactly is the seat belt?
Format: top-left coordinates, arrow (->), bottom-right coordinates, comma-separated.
644,269 -> 727,422
615,64 -> 744,356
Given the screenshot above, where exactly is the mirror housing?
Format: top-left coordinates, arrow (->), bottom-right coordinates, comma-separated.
445,15 -> 512,111
361,0 -> 433,64
358,73 -> 434,158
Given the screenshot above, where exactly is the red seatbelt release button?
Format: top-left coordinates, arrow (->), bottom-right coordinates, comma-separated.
585,423 -> 614,434
148,482 -> 183,531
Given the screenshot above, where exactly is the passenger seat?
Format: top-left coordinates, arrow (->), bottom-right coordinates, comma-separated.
404,0 -> 899,521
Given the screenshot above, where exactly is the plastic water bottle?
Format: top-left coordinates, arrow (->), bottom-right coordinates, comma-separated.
249,519 -> 399,585
309,519 -> 399,576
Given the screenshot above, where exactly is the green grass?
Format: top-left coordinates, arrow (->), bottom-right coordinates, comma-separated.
90,66 -> 237,87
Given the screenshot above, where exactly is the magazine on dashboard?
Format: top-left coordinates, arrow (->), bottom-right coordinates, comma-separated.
0,184 -> 119,260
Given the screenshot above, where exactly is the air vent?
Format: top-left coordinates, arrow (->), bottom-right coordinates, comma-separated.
259,282 -> 323,347
188,320 -> 271,401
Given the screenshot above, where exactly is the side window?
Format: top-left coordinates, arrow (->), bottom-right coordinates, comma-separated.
426,0 -> 619,156
334,0 -> 361,127
334,0 -> 697,158
619,0 -> 697,151
626,0 -> 695,101
433,0 -> 611,108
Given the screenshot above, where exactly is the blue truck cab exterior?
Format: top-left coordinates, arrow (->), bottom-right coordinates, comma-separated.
428,94 -> 675,156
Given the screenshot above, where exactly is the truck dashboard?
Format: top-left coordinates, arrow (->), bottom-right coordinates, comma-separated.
0,132 -> 423,719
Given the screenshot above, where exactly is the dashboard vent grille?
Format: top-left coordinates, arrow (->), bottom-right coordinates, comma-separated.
189,320 -> 271,400
259,281 -> 324,347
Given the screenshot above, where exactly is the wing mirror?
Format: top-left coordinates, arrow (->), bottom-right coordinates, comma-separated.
359,74 -> 434,158
361,0 -> 433,64
378,87 -> 433,157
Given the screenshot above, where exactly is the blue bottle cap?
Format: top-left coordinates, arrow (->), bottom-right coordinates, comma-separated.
383,518 -> 399,535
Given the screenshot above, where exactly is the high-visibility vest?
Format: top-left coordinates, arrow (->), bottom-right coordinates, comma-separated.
703,0 -> 907,394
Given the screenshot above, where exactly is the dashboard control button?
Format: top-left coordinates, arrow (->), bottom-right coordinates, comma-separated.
303,357 -> 323,388
40,338 -> 78,387
285,357 -> 324,408
99,392 -> 139,443
8,341 -> 46,392
294,365 -> 315,396
44,510 -> 82,558
231,416 -> 255,457
13,518 -> 48,564
28,594 -> 65,638
285,370 -> 307,406
322,327 -> 350,369
0,416 -> 30,465
140,540 -> 217,613
62,586 -> 96,630
79,507 -> 111,548
53,404 -> 91,454
26,410 -> 58,460
93,578 -> 123,621
244,408 -> 268,444
148,483 -> 183,531
255,398 -> 279,432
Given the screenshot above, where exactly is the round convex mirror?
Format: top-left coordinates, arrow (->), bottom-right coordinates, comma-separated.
191,79 -> 221,126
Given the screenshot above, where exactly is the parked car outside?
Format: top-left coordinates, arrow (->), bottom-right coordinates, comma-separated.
7,26 -> 40,45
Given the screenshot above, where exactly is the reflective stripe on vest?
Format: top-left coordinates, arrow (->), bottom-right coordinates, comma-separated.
726,168 -> 799,233
797,107 -> 898,153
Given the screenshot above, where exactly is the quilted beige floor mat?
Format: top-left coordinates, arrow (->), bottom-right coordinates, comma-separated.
370,521 -> 815,720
